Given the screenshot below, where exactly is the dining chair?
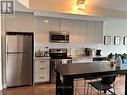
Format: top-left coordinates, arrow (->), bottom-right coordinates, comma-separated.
74,75 -> 97,95
84,76 -> 98,95
87,74 -> 117,95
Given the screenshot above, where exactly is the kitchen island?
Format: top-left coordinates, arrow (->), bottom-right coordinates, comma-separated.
56,62 -> 127,95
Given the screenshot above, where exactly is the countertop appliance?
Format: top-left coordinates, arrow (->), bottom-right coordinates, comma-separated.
96,49 -> 101,56
49,31 -> 69,43
49,48 -> 72,83
6,32 -> 33,87
85,48 -> 92,56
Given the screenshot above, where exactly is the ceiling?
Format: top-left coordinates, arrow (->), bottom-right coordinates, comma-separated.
17,0 -> 127,19
86,0 -> 127,12
35,0 -> 127,12
88,0 -> 127,11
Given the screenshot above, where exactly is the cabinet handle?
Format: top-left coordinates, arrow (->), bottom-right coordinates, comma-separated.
40,68 -> 45,69
40,77 -> 45,79
40,61 -> 45,62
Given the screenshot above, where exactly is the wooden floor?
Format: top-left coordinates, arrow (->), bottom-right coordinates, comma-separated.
0,75 -> 125,95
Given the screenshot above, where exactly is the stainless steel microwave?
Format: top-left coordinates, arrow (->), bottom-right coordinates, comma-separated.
49,32 -> 69,43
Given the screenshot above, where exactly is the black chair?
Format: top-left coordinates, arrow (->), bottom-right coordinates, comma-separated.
84,76 -> 98,95
74,76 -> 97,95
87,74 -> 117,95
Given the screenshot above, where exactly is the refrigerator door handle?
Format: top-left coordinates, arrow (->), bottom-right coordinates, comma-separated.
6,55 -> 8,62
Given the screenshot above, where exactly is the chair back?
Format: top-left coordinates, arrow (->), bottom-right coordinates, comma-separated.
101,74 -> 117,85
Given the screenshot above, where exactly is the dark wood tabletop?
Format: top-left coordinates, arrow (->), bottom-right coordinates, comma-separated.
56,62 -> 127,95
57,63 -> 127,77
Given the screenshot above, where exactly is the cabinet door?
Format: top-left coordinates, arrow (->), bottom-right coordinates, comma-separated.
60,19 -> 70,32
34,59 -> 50,83
35,16 -> 50,43
95,21 -> 103,43
5,12 -> 34,32
49,17 -> 60,31
78,20 -> 88,44
87,21 -> 96,43
69,20 -> 79,44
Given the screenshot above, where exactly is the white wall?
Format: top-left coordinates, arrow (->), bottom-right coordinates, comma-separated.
98,21 -> 127,56
0,16 -> 2,90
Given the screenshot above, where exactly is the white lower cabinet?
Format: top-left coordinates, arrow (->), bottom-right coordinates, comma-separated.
34,59 -> 50,83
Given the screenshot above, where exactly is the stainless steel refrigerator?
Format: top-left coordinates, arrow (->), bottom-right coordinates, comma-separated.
6,32 -> 33,87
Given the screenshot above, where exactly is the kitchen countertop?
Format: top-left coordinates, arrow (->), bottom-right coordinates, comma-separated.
34,57 -> 51,60
70,55 -> 107,59
69,55 -> 93,59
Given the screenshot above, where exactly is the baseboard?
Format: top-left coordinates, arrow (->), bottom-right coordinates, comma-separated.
0,83 -> 4,91
2,83 -> 6,89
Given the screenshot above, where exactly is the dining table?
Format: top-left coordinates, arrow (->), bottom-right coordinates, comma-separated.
56,62 -> 127,95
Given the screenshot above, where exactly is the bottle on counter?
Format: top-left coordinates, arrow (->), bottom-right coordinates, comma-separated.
35,49 -> 44,57
44,46 -> 49,57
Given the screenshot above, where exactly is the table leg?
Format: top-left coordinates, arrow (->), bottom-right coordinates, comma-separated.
125,74 -> 127,95
56,70 -> 62,95
63,77 -> 74,95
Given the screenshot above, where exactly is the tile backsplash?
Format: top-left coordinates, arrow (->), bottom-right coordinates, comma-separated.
34,42 -> 100,56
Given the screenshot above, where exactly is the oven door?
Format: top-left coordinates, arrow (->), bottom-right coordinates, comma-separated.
50,59 -> 63,83
50,58 -> 72,83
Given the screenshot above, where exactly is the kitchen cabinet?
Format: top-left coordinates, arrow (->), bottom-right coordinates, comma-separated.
78,20 -> 88,44
49,17 -> 60,31
87,21 -> 96,43
95,21 -> 103,43
35,16 -> 50,43
69,20 -> 79,44
34,58 -> 50,83
87,21 -> 103,43
35,16 -> 60,43
69,19 -> 103,44
5,12 -> 34,32
60,18 -> 70,32
34,16 -> 103,44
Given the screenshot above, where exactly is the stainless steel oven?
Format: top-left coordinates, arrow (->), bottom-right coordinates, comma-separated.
49,48 -> 72,83
49,32 -> 69,43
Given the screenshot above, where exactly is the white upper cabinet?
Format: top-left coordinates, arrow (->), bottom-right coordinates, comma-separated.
69,20 -> 79,44
35,17 -> 60,43
35,16 -> 50,43
87,21 -> 96,43
49,17 -> 60,31
5,12 -> 34,32
34,16 -> 103,44
60,19 -> 70,32
78,20 -> 88,44
95,21 -> 103,43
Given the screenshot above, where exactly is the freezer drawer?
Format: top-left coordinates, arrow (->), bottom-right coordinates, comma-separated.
18,53 -> 32,86
6,53 -> 33,87
6,54 -> 18,87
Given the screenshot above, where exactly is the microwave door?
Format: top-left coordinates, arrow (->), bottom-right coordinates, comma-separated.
50,35 -> 68,43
